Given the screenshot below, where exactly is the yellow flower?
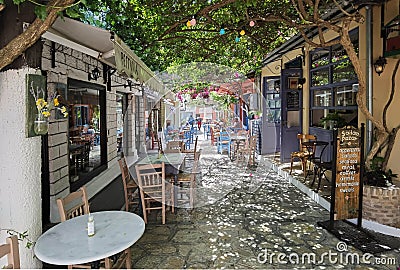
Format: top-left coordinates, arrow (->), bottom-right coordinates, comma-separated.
53,98 -> 59,107
42,111 -> 51,117
36,98 -> 47,110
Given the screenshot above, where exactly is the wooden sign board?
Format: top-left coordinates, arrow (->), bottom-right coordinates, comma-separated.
334,126 -> 361,220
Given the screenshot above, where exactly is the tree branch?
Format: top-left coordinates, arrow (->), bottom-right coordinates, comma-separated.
0,0 -> 76,71
383,59 -> 400,131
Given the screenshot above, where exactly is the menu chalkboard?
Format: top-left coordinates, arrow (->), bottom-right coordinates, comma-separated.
334,126 -> 361,220
287,91 -> 299,110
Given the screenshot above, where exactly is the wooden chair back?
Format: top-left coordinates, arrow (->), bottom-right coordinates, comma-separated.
298,134 -> 317,153
0,235 -> 20,269
135,163 -> 168,224
118,156 -> 138,212
57,186 -> 89,222
165,141 -> 183,153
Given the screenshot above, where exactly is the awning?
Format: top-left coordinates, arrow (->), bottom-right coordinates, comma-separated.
42,17 -> 164,93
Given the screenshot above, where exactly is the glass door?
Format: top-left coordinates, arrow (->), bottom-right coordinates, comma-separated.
261,76 -> 281,154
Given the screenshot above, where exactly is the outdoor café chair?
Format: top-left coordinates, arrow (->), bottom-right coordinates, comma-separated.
289,134 -> 317,177
57,187 -> 130,269
217,131 -> 231,154
176,155 -> 200,209
118,154 -> 139,212
236,135 -> 257,166
135,162 -> 174,224
0,235 -> 20,269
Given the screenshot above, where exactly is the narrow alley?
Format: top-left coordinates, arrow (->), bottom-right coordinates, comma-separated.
128,132 -> 400,269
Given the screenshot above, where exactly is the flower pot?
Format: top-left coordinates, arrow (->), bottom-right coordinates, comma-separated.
34,113 -> 49,135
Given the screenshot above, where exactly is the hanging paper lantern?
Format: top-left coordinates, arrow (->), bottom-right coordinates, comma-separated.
235,36 -> 240,42
249,21 -> 255,27
219,28 -> 225,35
240,29 -> 245,36
190,18 -> 196,26
186,20 -> 191,27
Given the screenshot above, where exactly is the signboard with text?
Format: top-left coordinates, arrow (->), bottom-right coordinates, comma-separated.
334,126 -> 362,220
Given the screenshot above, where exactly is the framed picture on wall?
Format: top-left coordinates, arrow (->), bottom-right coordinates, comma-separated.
288,77 -> 298,90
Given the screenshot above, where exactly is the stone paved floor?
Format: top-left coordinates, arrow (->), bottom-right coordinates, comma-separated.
130,133 -> 400,269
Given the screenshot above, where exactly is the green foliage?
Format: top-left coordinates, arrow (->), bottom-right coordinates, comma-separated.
34,5 -> 47,20
79,0 -> 298,74
2,229 -> 34,249
364,156 -> 398,187
319,112 -> 346,129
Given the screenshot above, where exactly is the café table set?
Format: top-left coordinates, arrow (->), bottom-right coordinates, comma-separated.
34,153 -> 187,267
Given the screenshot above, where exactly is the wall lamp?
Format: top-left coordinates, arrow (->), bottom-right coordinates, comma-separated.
88,67 -> 100,81
297,77 -> 306,90
373,56 -> 387,76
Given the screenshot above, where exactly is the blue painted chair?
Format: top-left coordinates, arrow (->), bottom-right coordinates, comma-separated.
203,124 -> 211,139
184,130 -> 191,149
217,131 -> 231,154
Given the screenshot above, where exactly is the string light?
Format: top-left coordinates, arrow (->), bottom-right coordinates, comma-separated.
235,36 -> 240,42
190,17 -> 196,26
186,20 -> 191,27
219,28 -> 225,35
240,29 -> 245,36
249,21 -> 255,27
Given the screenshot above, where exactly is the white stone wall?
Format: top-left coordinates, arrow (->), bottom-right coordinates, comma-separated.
41,39 -> 148,221
42,40 -> 124,222
0,68 -> 42,268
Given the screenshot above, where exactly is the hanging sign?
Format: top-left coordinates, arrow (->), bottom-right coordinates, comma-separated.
334,126 -> 362,220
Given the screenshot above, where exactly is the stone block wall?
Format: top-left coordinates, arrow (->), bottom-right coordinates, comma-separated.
42,39 -> 123,222
362,185 -> 400,228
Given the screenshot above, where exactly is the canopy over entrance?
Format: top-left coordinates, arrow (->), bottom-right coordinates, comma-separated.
43,17 -> 164,93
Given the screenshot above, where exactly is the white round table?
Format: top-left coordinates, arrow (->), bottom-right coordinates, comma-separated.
34,211 -> 145,266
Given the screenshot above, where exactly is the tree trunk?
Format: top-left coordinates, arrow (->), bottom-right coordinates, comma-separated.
0,0 -> 76,71
340,22 -> 388,170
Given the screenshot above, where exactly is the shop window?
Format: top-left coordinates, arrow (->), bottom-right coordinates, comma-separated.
67,79 -> 106,191
116,93 -> 125,154
309,29 -> 359,129
311,68 -> 329,87
334,84 -> 358,107
264,77 -> 281,123
333,58 -> 357,83
313,89 -> 332,107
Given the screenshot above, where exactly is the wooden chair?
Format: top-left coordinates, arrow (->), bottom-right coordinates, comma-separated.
217,131 -> 231,154
289,134 -> 317,177
177,150 -> 201,209
118,155 -> 139,212
0,235 -> 20,269
57,186 -> 90,222
182,136 -> 198,165
236,136 -> 257,166
135,162 -> 173,224
164,140 -> 184,153
157,137 -> 164,154
56,187 -> 131,269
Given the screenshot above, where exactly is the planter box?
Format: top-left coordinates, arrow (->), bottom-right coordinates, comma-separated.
363,185 -> 400,228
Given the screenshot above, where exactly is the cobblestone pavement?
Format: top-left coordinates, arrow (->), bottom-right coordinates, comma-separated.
130,133 -> 400,269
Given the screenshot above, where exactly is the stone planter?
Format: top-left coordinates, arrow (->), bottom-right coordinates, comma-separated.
362,185 -> 400,228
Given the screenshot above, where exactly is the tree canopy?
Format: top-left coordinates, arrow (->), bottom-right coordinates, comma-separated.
2,0 -> 399,170
78,0 -> 298,74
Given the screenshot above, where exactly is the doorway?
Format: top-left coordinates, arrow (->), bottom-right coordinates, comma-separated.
280,68 -> 303,162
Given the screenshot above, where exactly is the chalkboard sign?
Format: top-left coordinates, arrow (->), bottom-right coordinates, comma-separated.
334,126 -> 361,220
287,91 -> 299,110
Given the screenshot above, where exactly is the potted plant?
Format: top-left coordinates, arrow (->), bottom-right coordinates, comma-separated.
363,156 -> 397,187
319,112 -> 346,129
